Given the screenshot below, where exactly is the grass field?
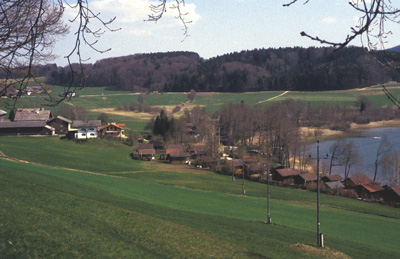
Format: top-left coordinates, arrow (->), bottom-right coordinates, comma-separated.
1,136 -> 399,258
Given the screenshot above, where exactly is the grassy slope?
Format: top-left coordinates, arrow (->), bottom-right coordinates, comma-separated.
1,136 -> 399,258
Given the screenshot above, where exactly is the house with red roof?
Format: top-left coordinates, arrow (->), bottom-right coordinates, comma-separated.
342,175 -> 372,189
272,168 -> 300,184
98,122 -> 126,139
355,181 -> 384,200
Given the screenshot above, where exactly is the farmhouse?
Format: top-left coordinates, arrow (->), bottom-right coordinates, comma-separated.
271,168 -> 300,184
47,116 -> 72,135
97,122 -> 126,139
166,152 -> 191,164
71,120 -> 101,139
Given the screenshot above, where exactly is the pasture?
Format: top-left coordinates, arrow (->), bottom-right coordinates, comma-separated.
0,136 -> 399,258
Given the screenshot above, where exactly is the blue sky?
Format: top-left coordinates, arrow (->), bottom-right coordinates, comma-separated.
52,0 -> 400,66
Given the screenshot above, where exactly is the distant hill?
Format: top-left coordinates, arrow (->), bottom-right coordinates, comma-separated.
388,45 -> 400,53
37,47 -> 400,92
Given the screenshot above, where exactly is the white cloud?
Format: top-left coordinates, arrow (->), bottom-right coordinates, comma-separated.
322,17 -> 337,24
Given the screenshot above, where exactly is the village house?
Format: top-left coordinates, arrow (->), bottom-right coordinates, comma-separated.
166,152 -> 191,164
343,175 -> 372,189
97,122 -> 126,139
71,120 -> 101,139
226,159 -> 245,173
294,173 -> 318,186
47,116 -> 72,135
271,168 -> 300,184
355,181 -> 384,200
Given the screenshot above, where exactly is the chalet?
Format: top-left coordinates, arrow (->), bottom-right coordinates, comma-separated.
71,120 -> 101,139
98,122 -> 126,139
322,174 -> 343,183
0,121 -> 54,136
47,116 -> 72,135
343,175 -> 372,189
13,108 -> 51,121
355,181 -> 384,200
0,109 -> 6,121
166,152 -> 190,164
271,168 -> 300,184
295,173 -> 318,186
382,186 -> 400,203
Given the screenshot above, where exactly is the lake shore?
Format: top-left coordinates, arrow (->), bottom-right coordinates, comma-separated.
301,119 -> 400,141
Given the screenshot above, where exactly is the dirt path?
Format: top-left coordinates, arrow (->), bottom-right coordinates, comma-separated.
256,91 -> 290,104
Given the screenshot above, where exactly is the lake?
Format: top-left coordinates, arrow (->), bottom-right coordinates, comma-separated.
309,127 -> 400,185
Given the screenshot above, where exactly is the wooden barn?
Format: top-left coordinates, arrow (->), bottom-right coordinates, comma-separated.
47,116 -> 72,135
0,121 -> 54,136
166,153 -> 190,164
321,174 -> 343,183
355,181 -> 384,200
382,186 -> 400,203
294,173 -> 318,186
13,108 -> 51,121
271,168 -> 300,184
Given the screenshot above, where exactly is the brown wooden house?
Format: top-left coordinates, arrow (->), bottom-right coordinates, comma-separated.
294,173 -> 318,186
355,181 -> 384,200
271,168 -> 300,184
382,186 -> 400,203
0,121 -> 54,136
98,122 -> 126,139
166,152 -> 191,164
13,108 -> 51,121
47,116 -> 72,135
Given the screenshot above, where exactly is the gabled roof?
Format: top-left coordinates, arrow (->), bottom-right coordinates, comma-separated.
392,187 -> 400,197
190,143 -> 204,151
167,152 -> 190,158
72,120 -> 102,128
359,181 -> 384,193
14,108 -> 51,121
166,148 -> 184,154
297,173 -> 317,181
98,122 -> 125,131
275,168 -> 300,177
48,116 -> 72,124
0,109 -> 7,116
322,174 -> 343,182
345,175 -> 372,186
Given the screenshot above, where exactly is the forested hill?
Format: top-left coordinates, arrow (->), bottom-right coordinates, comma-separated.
40,47 -> 400,92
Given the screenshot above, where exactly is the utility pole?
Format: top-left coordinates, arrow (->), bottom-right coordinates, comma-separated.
317,140 -> 321,247
266,166 -> 271,224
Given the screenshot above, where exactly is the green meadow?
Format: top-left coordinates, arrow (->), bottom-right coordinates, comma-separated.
1,137 -> 399,258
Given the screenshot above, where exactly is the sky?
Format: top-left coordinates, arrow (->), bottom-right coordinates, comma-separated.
52,0 -> 400,66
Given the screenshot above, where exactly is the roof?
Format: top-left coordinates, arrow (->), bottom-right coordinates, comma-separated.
166,148 -> 184,154
48,116 -> 72,124
345,175 -> 372,186
13,108 -> 51,121
322,174 -> 343,182
0,120 -> 47,128
98,122 -> 126,131
275,168 -> 300,177
0,109 -> 7,116
136,148 -> 155,155
190,143 -> 204,151
298,173 -> 318,181
392,187 -> 400,196
72,120 -> 102,128
242,156 -> 258,163
167,144 -> 185,150
325,181 -> 345,190
359,181 -> 384,193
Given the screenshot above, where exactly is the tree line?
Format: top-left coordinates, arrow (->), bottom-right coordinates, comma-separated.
35,47 -> 400,93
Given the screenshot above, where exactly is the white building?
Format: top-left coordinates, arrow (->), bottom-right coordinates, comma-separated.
71,120 -> 102,139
